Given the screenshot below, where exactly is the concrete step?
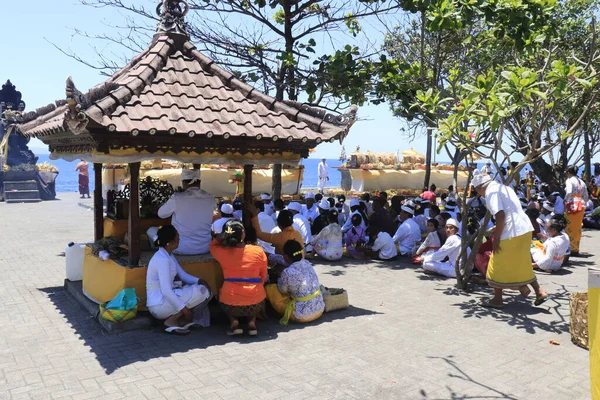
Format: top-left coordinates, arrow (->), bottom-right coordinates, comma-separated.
4,180 -> 38,191
64,279 -> 155,333
4,189 -> 41,202
6,198 -> 42,203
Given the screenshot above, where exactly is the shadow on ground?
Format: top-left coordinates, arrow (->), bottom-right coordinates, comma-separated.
439,282 -> 572,335
420,356 -> 519,399
39,286 -> 381,375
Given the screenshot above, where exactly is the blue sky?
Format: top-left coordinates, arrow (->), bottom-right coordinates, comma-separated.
3,1 -> 597,164
2,0 -> 423,161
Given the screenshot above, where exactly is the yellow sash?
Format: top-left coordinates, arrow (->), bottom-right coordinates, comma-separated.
280,289 -> 321,326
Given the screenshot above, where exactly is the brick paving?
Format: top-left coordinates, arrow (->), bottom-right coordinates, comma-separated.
0,193 -> 594,399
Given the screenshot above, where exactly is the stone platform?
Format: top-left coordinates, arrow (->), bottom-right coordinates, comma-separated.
0,192 -> 594,399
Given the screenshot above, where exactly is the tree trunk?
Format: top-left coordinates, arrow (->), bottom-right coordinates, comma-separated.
424,124 -> 433,189
529,158 -> 564,189
584,121 -> 592,181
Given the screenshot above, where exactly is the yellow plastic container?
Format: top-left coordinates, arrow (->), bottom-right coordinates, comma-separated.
589,268 -> 600,399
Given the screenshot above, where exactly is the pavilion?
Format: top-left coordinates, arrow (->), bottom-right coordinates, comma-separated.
11,0 -> 357,265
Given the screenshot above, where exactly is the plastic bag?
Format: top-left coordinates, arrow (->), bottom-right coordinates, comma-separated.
105,288 -> 138,311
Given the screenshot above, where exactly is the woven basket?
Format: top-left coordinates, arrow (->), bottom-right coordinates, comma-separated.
324,288 -> 349,313
99,303 -> 138,323
569,292 -> 589,350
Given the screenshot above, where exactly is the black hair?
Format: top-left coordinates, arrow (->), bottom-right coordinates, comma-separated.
154,225 -> 178,248
283,239 -> 304,262
222,220 -> 245,247
361,193 -> 371,201
567,165 -> 579,176
367,223 -> 380,234
327,197 -> 336,208
440,212 -> 451,221
380,191 -> 388,199
351,213 -> 363,227
233,201 -> 243,210
429,205 -> 440,216
277,210 -> 294,228
549,214 -> 568,232
337,194 -> 347,202
315,193 -> 323,202
448,185 -> 454,192
274,198 -> 285,211
430,184 -> 437,192
427,218 -> 439,229
254,200 -> 265,212
327,209 -> 339,224
525,208 -> 540,221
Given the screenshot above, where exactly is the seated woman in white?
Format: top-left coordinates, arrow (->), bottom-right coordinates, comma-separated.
532,215 -> 570,272
310,209 -> 344,261
422,218 -> 469,278
146,225 -> 213,335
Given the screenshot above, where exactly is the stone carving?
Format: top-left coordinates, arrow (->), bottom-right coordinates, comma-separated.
156,0 -> 190,36
0,80 -> 37,166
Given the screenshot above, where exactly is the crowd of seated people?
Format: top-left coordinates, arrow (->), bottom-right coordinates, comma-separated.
145,164 -> 600,335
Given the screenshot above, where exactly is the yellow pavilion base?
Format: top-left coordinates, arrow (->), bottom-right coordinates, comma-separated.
82,247 -> 223,310
103,217 -> 171,242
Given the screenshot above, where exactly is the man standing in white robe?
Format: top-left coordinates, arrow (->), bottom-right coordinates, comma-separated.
317,158 -> 329,193
158,169 -> 215,255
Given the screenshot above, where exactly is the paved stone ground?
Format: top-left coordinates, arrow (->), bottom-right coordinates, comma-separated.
0,193 -> 594,399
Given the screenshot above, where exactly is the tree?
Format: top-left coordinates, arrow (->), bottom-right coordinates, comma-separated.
406,0 -> 600,289
61,0 -> 401,198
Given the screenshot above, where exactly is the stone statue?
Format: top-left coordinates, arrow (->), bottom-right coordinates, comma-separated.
0,80 -> 37,166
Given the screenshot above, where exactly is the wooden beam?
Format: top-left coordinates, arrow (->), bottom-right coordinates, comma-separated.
128,162 -> 141,266
243,164 -> 253,228
93,163 -> 104,241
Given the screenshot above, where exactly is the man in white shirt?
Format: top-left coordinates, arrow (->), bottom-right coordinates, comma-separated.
422,218 -> 468,277
261,193 -> 275,217
287,202 -> 313,249
158,169 -> 215,255
367,225 -> 398,260
481,161 -> 493,176
302,192 -> 320,223
317,158 -> 329,193
472,174 -> 548,308
470,163 -> 480,177
392,205 -> 422,256
211,203 -> 234,235
551,191 -> 565,215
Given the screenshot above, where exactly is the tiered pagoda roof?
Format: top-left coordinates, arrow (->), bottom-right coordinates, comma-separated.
14,0 -> 356,165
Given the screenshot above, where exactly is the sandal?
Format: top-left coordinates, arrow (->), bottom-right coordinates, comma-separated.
534,295 -> 549,306
227,328 -> 243,336
164,326 -> 190,335
480,298 -> 504,309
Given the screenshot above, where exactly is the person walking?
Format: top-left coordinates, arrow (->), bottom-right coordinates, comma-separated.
472,174 -> 548,308
317,158 -> 329,194
564,165 -> 589,255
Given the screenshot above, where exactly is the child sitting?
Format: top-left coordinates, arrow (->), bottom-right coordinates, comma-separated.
343,214 -> 367,259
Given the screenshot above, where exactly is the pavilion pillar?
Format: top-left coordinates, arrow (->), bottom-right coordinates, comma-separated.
243,164 -> 253,227
93,163 -> 104,241
193,164 -> 201,188
128,162 -> 141,265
